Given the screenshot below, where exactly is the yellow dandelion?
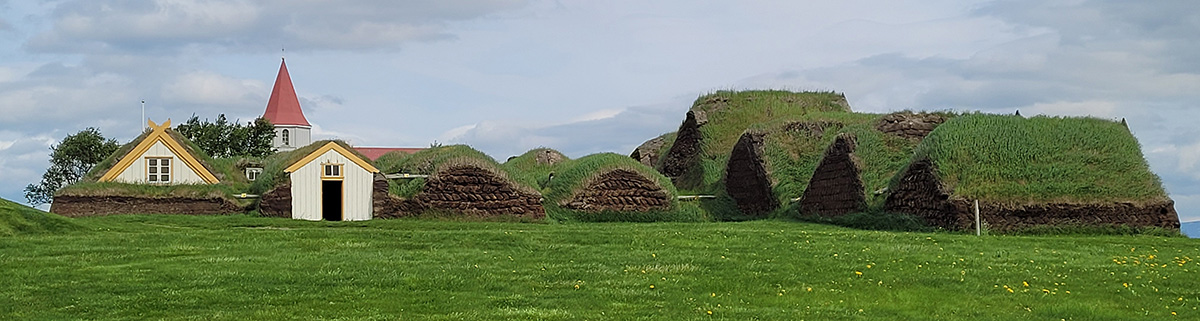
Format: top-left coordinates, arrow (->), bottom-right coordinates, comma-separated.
807,287 -> 813,292
855,271 -> 863,276
1042,289 -> 1050,293
1123,283 -> 1129,288
1023,281 -> 1029,287
707,310 -> 713,315
650,284 -> 655,289
711,293 -> 716,297
1007,288 -> 1014,293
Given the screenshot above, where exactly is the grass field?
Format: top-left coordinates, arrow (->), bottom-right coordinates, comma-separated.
2,214 -> 1197,320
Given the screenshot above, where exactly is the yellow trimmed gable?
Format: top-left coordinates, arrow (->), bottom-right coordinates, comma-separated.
284,141 -> 380,173
99,119 -> 220,184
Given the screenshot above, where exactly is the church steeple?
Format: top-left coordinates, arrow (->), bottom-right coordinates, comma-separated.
262,58 -> 310,127
262,58 -> 311,152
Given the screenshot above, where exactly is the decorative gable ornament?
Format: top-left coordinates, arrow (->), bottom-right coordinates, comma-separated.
98,119 -> 220,184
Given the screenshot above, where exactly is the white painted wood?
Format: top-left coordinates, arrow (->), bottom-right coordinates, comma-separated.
273,125 -> 312,152
289,148 -> 373,221
112,140 -> 207,184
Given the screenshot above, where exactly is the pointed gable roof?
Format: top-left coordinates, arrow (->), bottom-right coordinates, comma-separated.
262,58 -> 311,127
99,119 -> 220,184
285,141 -> 380,174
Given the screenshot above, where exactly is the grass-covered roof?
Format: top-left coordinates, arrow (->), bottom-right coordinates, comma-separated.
379,145 -> 540,198
902,114 -> 1167,203
543,153 -> 703,222
758,111 -> 955,212
502,148 -> 570,191
61,127 -> 253,204
660,90 -> 852,192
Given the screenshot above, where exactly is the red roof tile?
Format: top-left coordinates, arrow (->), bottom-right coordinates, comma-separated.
262,58 -> 311,127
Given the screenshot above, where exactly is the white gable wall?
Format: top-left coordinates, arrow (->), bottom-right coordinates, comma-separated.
289,148 -> 373,221
112,140 -> 208,184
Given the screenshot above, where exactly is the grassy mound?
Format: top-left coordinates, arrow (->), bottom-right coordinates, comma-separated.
377,145 -> 530,198
0,197 -> 80,236
906,114 -> 1167,203
659,90 -> 851,192
503,148 -> 570,191
544,153 -> 705,222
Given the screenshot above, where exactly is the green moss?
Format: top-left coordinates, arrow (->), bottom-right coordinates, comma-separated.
906,114 -> 1167,203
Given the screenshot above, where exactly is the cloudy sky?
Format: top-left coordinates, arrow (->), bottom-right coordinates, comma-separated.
1,0 -> 1198,221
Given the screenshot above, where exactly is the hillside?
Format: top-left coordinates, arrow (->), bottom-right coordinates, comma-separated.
1,215 -> 1196,320
0,197 -> 80,236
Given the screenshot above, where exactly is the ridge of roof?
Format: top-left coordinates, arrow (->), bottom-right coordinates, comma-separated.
262,58 -> 311,127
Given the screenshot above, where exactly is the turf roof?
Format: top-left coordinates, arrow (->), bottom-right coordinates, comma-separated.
542,153 -> 704,222
659,90 -> 852,193
901,114 -> 1168,203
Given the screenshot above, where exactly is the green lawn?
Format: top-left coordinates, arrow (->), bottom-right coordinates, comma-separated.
2,215 -> 1198,320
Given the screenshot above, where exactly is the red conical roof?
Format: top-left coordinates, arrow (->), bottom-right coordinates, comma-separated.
262,58 -> 310,126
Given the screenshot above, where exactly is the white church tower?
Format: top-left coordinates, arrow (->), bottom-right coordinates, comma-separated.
261,58 -> 311,152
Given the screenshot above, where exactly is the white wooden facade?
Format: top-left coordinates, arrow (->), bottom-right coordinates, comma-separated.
285,142 -> 378,221
111,140 -> 210,184
100,119 -> 219,185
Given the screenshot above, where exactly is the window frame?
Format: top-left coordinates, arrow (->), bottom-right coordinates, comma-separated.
322,163 -> 344,180
145,157 -> 172,184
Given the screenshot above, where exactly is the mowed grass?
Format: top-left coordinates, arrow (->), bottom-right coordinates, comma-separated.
2,215 -> 1198,320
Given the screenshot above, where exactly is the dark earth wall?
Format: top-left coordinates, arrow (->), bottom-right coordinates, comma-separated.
51,195 -> 243,217
885,158 -> 1181,231
798,133 -> 866,217
563,169 -> 671,212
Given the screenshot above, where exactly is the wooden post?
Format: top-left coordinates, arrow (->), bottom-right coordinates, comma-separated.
974,200 -> 981,236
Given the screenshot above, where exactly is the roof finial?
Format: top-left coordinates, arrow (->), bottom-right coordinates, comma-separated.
281,47 -> 285,61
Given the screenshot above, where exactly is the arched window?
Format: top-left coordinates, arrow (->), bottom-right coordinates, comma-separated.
282,129 -> 290,146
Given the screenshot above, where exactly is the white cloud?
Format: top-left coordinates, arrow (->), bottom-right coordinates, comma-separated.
162,71 -> 264,107
27,0 -> 531,53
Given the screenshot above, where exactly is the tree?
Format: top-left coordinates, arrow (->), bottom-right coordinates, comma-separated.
24,128 -> 120,205
174,114 -> 275,158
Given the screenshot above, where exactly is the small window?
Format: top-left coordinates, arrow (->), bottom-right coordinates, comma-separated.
245,168 -> 263,181
147,157 -> 171,183
323,164 -> 342,178
282,129 -> 290,146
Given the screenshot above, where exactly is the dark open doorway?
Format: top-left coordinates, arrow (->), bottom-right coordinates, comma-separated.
322,180 -> 343,221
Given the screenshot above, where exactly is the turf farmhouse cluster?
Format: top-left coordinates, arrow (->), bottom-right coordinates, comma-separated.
632,90 -> 1178,232
45,90 -> 1180,232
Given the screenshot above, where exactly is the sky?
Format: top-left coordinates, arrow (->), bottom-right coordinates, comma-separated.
1,0 -> 1198,221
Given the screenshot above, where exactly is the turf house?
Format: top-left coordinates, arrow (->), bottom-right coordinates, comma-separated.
50,119 -> 246,217
266,141 -> 380,221
98,119 -> 220,185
